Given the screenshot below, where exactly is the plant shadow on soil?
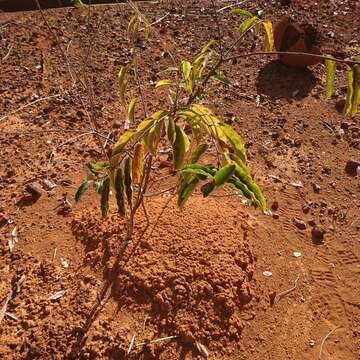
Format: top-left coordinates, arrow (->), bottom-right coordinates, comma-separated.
256,60 -> 317,99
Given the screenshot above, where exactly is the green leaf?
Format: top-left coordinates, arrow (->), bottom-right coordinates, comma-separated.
124,157 -> 132,207
128,15 -> 138,33
177,176 -> 199,208
155,79 -> 173,88
351,65 -> 360,117
75,180 -> 92,202
72,0 -> 87,13
239,16 -> 258,34
112,130 -> 135,157
231,8 -> 253,17
173,125 -> 190,170
167,117 -> 176,144
214,164 -> 236,186
85,161 -> 109,176
201,182 -> 215,197
128,97 -> 137,125
117,65 -> 130,106
212,70 -> 231,85
262,20 -> 274,52
132,142 -> 144,184
228,176 -> 255,201
143,20 -> 150,40
220,124 -> 247,162
181,60 -> 192,80
115,168 -> 126,216
158,66 -> 178,74
199,40 -> 214,55
181,164 -> 215,178
233,165 -> 266,212
188,143 -> 208,164
325,55 -> 336,99
100,177 -> 110,218
343,65 -> 354,115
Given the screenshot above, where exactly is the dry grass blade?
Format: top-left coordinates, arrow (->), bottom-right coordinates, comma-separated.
273,275 -> 300,304
318,325 -> 341,359
127,333 -> 136,354
5,312 -> 19,321
8,226 -> 18,253
0,290 -> 13,324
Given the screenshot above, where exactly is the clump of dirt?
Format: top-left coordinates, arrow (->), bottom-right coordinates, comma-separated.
72,196 -> 257,352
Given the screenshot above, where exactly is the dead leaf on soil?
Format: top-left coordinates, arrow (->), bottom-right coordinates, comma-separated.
195,341 -> 209,358
48,289 -> 67,300
8,226 -> 18,253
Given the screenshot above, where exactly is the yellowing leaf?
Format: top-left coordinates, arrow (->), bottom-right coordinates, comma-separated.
112,130 -> 135,157
173,125 -> 190,169
199,40 -> 214,55
128,15 -> 138,33
231,8 -> 253,17
132,142 -> 144,184
155,79 -> 173,88
181,61 -> 192,80
167,117 -> 176,144
220,124 -> 247,162
351,65 -> 360,117
128,97 -> 137,125
118,65 -> 130,105
239,16 -> 258,34
325,55 -> 336,99
262,20 -> 274,52
343,65 -> 354,115
144,122 -> 163,155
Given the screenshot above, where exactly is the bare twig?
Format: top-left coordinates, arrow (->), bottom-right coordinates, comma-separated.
150,12 -> 170,26
273,275 -> 300,304
217,1 -> 248,13
2,45 -> 12,62
0,94 -> 62,123
144,186 -> 176,197
48,132 -> 92,162
318,325 -> 341,359
135,335 -> 179,347
0,290 -> 13,324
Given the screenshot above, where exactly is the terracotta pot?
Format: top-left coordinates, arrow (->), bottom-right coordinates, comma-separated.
274,16 -> 321,67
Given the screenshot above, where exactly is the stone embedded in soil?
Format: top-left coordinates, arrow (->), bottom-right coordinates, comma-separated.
293,217 -> 307,230
311,226 -> 326,243
312,183 -> 321,193
0,213 -> 9,227
25,182 -> 43,198
345,159 -> 360,176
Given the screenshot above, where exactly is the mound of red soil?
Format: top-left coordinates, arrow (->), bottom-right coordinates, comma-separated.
72,196 -> 257,355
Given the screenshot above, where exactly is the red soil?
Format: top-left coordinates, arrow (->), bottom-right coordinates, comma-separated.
0,1 -> 359,359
